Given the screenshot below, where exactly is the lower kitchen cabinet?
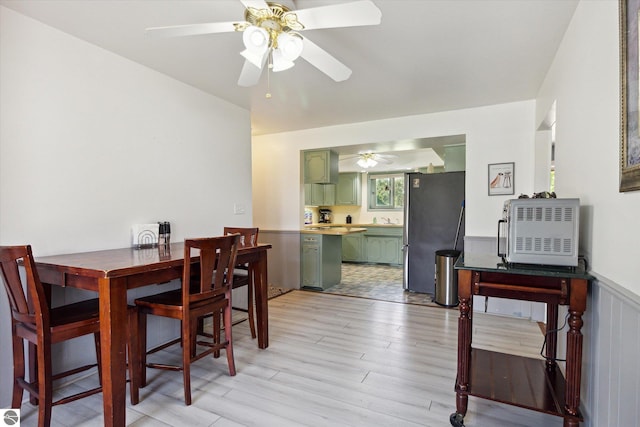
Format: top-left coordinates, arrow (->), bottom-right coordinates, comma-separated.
341,233 -> 364,261
301,233 -> 342,289
365,236 -> 401,264
341,226 -> 403,266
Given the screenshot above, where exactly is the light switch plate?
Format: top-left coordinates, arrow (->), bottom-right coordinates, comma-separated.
234,203 -> 245,214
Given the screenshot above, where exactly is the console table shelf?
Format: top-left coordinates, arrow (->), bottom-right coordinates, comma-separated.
468,349 -> 572,418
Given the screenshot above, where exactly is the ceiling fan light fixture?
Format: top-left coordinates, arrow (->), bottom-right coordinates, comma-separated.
242,25 -> 269,53
271,49 -> 295,72
357,158 -> 377,168
147,1 -> 382,89
277,32 -> 303,61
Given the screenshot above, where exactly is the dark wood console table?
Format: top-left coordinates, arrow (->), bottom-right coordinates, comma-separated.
451,253 -> 592,427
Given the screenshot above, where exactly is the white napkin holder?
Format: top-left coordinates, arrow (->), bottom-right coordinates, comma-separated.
132,223 -> 159,249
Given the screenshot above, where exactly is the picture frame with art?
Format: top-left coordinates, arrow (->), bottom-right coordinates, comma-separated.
620,0 -> 640,191
488,162 -> 515,196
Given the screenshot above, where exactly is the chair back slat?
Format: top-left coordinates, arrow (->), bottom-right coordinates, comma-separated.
183,235 -> 239,305
0,245 -> 48,331
223,227 -> 258,249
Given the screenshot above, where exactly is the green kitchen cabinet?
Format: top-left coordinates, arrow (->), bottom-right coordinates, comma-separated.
365,236 -> 401,265
303,149 -> 339,184
301,233 -> 342,289
341,233 -> 364,262
304,183 -> 336,206
335,172 -> 361,206
341,226 -> 403,265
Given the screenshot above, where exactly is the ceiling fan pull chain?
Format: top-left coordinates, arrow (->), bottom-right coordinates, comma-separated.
266,50 -> 272,99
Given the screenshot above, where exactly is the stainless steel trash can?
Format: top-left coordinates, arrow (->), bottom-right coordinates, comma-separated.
434,249 -> 461,307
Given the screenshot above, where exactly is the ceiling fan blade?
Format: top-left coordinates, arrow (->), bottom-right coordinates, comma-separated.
237,55 -> 267,87
300,37 -> 352,82
239,0 -> 270,10
295,0 -> 382,30
339,155 -> 361,161
146,21 -> 238,38
375,157 -> 394,164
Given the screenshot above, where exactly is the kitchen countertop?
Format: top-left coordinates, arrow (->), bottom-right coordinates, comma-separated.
301,227 -> 368,235
305,223 -> 402,228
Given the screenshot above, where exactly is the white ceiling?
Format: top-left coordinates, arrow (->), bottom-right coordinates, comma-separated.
1,0 -> 578,138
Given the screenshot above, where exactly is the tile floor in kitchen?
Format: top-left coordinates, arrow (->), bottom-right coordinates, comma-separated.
319,263 -> 442,308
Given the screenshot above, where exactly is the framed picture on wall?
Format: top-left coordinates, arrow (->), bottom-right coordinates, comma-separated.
488,162 -> 515,196
620,0 -> 640,191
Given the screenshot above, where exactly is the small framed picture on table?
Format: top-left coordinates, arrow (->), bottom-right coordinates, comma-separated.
488,162 -> 514,196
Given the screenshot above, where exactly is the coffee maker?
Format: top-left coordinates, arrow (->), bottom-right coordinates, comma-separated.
319,209 -> 332,223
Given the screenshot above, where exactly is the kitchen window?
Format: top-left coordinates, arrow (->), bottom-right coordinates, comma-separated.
368,173 -> 404,210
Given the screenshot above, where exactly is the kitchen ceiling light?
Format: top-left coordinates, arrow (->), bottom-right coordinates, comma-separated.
357,157 -> 378,168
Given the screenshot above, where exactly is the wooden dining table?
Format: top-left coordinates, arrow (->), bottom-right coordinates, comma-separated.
33,241 -> 272,427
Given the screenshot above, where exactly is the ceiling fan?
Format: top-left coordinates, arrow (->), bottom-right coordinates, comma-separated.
340,152 -> 397,169
145,0 -> 382,88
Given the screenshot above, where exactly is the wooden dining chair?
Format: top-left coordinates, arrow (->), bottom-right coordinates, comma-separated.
223,227 -> 259,338
196,227 -> 259,341
134,235 -> 239,405
0,245 -> 139,427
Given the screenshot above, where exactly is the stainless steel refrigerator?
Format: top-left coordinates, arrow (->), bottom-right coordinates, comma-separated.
403,171 -> 465,294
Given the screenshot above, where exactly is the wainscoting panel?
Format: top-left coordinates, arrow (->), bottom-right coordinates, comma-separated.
585,276 -> 640,427
258,230 -> 301,289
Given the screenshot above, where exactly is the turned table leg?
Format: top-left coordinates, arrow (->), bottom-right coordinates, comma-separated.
454,269 -> 473,417
564,278 -> 587,425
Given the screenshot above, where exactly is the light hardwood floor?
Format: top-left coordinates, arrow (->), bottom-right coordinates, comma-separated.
19,290 -> 563,426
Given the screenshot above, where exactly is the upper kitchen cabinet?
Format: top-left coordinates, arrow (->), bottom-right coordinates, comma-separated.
303,149 -> 339,184
304,183 -> 336,206
335,172 -> 361,206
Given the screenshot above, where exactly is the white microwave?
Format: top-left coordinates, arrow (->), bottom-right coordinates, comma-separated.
498,198 -> 580,267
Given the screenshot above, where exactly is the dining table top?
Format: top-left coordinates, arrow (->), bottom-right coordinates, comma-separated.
33,242 -> 272,278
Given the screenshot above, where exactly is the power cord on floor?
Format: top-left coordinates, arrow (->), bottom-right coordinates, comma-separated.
540,311 -> 570,363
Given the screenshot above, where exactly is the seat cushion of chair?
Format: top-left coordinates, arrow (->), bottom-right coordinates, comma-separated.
50,298 -> 100,328
135,288 -> 226,310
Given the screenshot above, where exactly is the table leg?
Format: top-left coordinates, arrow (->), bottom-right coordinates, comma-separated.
455,269 -> 473,416
565,278 -> 587,419
98,277 -> 127,427
253,251 -> 269,349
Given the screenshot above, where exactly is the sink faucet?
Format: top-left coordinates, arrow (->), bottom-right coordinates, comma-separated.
380,217 -> 391,224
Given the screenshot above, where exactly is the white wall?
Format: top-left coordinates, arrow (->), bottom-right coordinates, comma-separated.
253,100 -> 537,236
0,7 -> 252,407
535,3 -> 640,425
536,0 -> 640,295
